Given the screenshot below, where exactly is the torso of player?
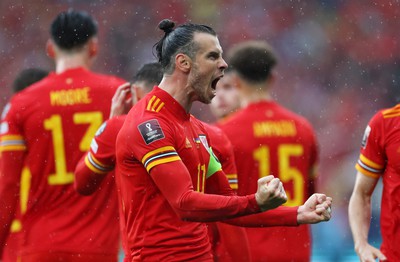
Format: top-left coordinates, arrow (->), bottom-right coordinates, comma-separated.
357,105 -> 400,260
219,101 -> 317,261
1,67 -> 124,254
219,101 -> 317,206
116,87 -> 213,260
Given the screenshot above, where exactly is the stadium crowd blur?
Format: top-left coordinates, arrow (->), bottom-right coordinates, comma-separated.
1,0 -> 398,260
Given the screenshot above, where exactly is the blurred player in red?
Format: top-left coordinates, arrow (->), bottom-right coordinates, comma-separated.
207,69 -> 251,262
348,105 -> 400,261
218,40 -> 320,262
74,62 -> 163,261
2,68 -> 49,262
0,10 -> 125,262
115,19 -> 331,261
74,62 -> 162,195
203,122 -> 251,262
209,69 -> 241,121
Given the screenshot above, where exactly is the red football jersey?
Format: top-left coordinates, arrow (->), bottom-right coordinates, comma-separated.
219,101 -> 318,262
115,87 -> 271,261
203,122 -> 238,190
77,115 -> 129,261
355,104 -> 400,261
84,115 -> 126,174
0,67 -> 124,260
202,123 -> 250,262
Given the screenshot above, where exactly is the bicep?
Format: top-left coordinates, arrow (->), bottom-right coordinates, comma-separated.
352,171 -> 379,197
149,161 -> 259,222
150,160 -> 194,206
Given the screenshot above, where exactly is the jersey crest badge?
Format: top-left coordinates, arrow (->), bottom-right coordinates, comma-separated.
199,135 -> 209,151
138,119 -> 165,145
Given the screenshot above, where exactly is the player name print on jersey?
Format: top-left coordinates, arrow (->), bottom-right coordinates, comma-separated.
138,119 -> 165,144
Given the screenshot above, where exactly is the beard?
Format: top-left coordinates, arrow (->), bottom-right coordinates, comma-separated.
188,64 -> 214,104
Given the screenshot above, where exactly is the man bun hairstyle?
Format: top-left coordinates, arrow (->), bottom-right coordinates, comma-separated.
227,40 -> 277,84
50,9 -> 98,50
153,19 -> 216,74
158,19 -> 175,34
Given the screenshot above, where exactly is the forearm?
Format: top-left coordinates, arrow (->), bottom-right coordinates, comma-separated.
151,162 -> 261,222
175,190 -> 260,222
74,154 -> 108,196
0,151 -> 23,254
223,206 -> 298,227
0,185 -> 18,255
349,191 -> 372,247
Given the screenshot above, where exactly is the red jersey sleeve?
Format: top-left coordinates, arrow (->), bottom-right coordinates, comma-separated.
128,116 -> 261,222
74,116 -> 124,195
205,170 -> 298,226
205,123 -> 239,191
150,161 -> 261,222
0,99 -> 26,254
355,111 -> 386,178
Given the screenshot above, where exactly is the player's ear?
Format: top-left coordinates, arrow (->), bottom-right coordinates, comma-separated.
176,54 -> 191,73
46,39 -> 55,58
268,70 -> 277,88
88,37 -> 99,57
230,73 -> 242,91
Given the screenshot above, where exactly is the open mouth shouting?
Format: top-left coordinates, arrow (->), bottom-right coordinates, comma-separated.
211,75 -> 223,93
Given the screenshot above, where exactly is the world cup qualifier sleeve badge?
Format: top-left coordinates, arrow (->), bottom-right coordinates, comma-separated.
138,119 -> 165,145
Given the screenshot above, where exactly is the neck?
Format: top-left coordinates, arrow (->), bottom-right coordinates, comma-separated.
158,74 -> 193,113
240,85 -> 272,108
55,52 -> 91,74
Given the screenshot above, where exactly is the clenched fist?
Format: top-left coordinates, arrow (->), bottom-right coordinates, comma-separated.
255,175 -> 287,211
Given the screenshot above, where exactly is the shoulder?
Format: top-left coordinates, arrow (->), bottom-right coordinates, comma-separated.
202,121 -> 224,138
376,105 -> 400,120
107,115 -> 127,127
88,71 -> 125,83
96,116 -> 126,137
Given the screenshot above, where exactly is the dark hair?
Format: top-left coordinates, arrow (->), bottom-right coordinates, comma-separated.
227,40 -> 277,84
153,19 -> 216,74
132,62 -> 163,91
12,68 -> 49,93
50,9 -> 98,50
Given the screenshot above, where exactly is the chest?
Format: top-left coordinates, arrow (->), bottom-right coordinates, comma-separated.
174,121 -> 211,192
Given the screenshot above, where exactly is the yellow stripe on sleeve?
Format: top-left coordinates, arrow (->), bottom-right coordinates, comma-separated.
155,102 -> 165,112
146,96 -> 156,111
141,146 -> 176,163
146,156 -> 181,172
359,154 -> 383,170
355,163 -> 380,179
0,135 -> 24,141
85,156 -> 109,175
225,174 -> 237,179
0,135 -> 26,152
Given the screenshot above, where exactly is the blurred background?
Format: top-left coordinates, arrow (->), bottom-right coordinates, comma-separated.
1,0 -> 397,261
